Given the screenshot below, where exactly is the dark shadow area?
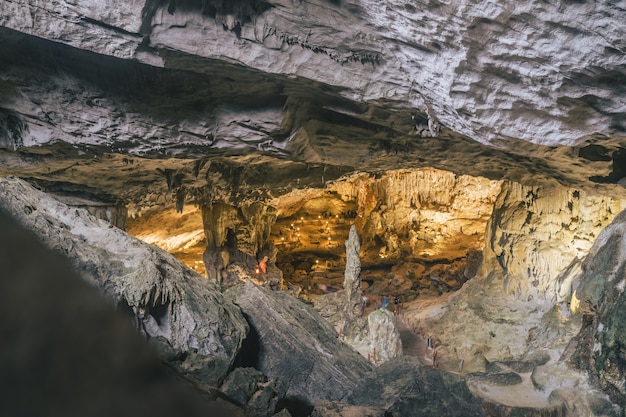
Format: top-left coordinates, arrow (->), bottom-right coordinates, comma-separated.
0,208 -> 244,417
232,314 -> 261,369
276,395 -> 314,417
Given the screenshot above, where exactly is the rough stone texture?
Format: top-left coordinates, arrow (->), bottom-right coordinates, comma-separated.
347,356 -> 484,417
310,401 -> 387,417
2,0 -> 625,148
0,206 -> 245,417
573,209 -> 626,406
481,181 -> 625,303
219,367 -> 287,417
0,176 -> 248,361
367,309 -> 402,363
343,225 -> 363,322
329,169 -> 502,263
227,280 -> 373,404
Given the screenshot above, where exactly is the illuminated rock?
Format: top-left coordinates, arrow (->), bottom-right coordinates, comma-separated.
0,177 -> 248,362
367,308 -> 402,363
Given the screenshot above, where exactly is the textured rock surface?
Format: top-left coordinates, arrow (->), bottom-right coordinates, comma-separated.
481,181 -> 626,303
0,176 -> 248,361
0,206 -> 245,417
227,280 -> 373,404
367,309 -> 402,363
573,209 -> 626,406
347,356 -> 484,417
2,0 -> 625,148
342,225 -> 363,322
219,367 -> 287,417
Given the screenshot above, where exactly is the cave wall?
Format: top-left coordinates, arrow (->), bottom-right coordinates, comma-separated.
202,201 -> 277,258
481,181 -> 626,304
327,168 -> 501,263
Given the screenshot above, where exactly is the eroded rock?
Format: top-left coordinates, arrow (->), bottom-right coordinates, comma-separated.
347,356 -> 483,417
0,176 -> 248,362
227,280 -> 373,404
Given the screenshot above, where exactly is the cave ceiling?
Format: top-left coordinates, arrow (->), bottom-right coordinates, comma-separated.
0,0 -> 626,207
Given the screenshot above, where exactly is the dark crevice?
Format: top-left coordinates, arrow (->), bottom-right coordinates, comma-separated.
232,313 -> 260,369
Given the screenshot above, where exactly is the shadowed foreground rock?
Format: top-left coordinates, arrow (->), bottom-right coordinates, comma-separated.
228,280 -> 373,405
347,356 -> 484,417
0,176 -> 248,362
0,208 -> 244,417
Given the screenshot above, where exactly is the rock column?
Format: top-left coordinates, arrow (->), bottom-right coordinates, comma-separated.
343,225 -> 364,322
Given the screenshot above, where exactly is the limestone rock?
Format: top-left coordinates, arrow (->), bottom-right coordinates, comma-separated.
343,225 -> 363,322
367,309 -> 402,363
347,356 -> 483,417
227,280 -> 373,404
0,177 -> 248,362
3,0 -> 625,148
573,209 -> 626,405
481,181 -> 625,303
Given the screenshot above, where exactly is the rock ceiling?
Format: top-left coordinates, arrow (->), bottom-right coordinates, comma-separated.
0,0 -> 625,209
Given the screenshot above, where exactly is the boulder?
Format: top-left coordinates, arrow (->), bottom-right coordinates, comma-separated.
227,281 -> 373,404
0,177 -> 248,362
219,367 -> 287,417
347,356 -> 484,417
367,309 -> 402,363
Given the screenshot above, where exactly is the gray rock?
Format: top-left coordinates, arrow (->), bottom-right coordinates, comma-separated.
177,352 -> 231,388
367,309 -> 402,363
347,356 -> 484,417
0,177 -> 248,362
228,281 -> 373,404
311,401 -> 387,417
343,225 -> 363,323
220,367 -> 267,406
573,209 -> 626,405
219,367 -> 287,417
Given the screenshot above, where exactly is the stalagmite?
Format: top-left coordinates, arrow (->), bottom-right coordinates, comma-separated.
343,225 -> 364,322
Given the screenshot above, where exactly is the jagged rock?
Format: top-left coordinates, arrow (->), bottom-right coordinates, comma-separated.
0,206 -> 245,417
310,401 -> 387,417
343,225 -> 363,323
0,177 -> 248,362
466,371 -> 522,387
481,182 -> 625,303
221,368 -> 266,407
219,367 -> 287,417
227,280 -> 373,404
3,0 -> 625,150
367,309 -> 402,363
573,209 -> 626,405
177,352 -> 231,389
347,356 -> 483,417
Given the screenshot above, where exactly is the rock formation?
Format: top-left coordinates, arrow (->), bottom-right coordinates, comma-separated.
367,309 -> 403,363
347,356 -> 483,417
0,205 -> 245,417
0,177 -> 248,362
572,209 -> 626,407
227,280 -> 373,404
342,225 -> 364,323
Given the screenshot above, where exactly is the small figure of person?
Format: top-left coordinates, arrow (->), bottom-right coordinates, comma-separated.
258,256 -> 268,274
393,295 -> 400,315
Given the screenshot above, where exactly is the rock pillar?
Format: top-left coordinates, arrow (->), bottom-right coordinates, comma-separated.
343,225 -> 364,322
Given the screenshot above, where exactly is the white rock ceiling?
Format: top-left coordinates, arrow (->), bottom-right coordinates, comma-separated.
0,0 -> 625,202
